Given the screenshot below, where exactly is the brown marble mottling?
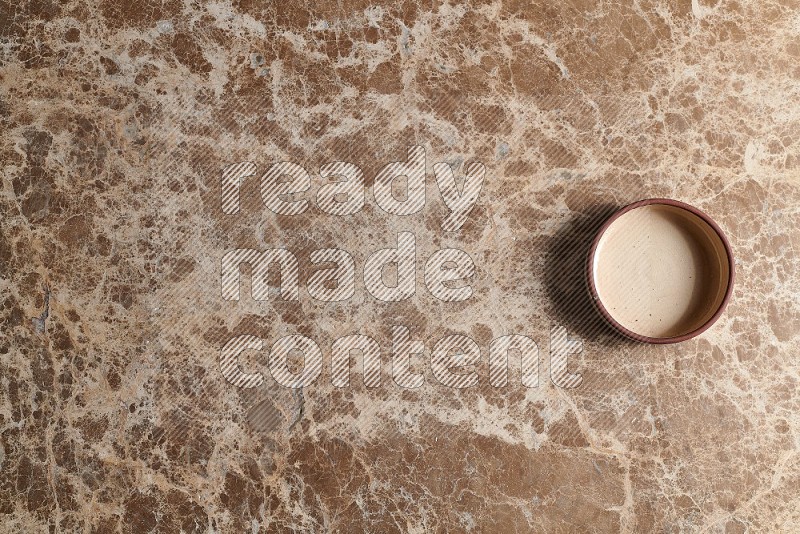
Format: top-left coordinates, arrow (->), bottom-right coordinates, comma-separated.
2,0 -> 800,532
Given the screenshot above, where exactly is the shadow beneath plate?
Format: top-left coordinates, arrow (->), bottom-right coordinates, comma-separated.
544,203 -> 635,346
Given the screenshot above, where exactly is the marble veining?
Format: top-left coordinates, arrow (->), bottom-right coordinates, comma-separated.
1,0 -> 800,532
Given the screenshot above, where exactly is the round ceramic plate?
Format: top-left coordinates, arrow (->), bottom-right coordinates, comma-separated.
587,198 -> 735,344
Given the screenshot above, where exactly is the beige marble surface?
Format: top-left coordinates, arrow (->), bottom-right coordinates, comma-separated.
2,0 -> 800,532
